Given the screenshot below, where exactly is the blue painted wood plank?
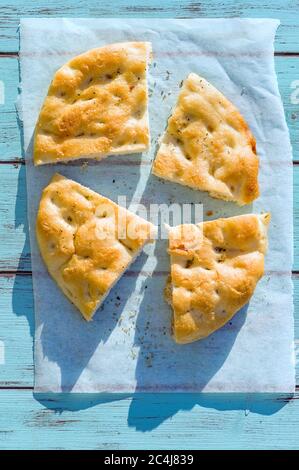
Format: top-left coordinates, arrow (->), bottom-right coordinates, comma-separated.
0,56 -> 298,162
0,274 -> 33,386
0,164 -> 30,271
275,57 -> 299,160
0,389 -> 298,449
0,272 -> 298,387
0,1 -> 299,53
0,57 -> 21,161
1,161 -> 299,272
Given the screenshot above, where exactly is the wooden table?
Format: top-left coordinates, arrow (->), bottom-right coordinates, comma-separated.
0,1 -> 299,450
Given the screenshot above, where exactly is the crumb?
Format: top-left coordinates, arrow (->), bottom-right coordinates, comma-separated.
130,350 -> 137,360
80,161 -> 88,172
145,352 -> 153,368
206,210 -> 213,216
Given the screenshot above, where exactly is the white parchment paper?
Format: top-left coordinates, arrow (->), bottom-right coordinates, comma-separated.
20,18 -> 295,393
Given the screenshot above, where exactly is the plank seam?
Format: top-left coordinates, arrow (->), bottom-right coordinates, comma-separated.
0,52 -> 18,57
0,385 -> 298,392
0,386 -> 33,390
0,271 -> 32,276
275,52 -> 299,57
0,161 -> 25,165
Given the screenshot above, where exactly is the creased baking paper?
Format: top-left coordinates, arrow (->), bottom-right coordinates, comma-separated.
20,18 -> 294,392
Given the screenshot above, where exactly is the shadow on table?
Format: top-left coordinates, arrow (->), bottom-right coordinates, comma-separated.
34,392 -> 293,430
126,393 -> 293,432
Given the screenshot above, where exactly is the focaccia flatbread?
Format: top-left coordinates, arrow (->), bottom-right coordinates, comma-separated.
166,213 -> 270,344
36,174 -> 155,320
152,73 -> 259,205
34,42 -> 152,165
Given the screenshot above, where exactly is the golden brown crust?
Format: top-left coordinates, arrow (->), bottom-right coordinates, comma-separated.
34,42 -> 152,165
152,73 -> 259,206
166,213 -> 270,344
36,173 -> 155,320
